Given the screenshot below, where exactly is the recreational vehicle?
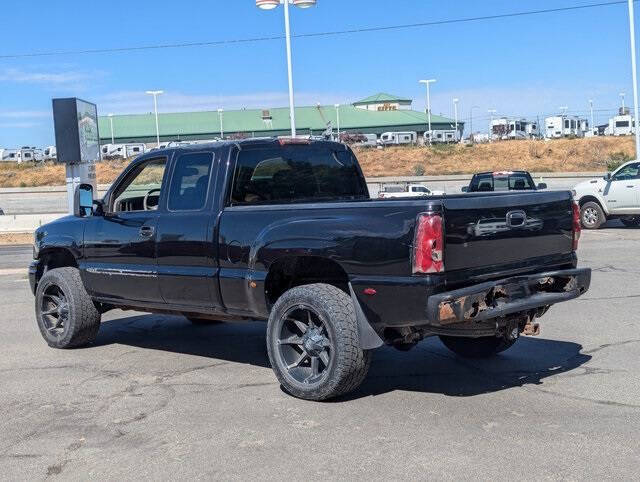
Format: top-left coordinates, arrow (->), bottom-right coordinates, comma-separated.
491,118 -> 539,140
425,129 -> 458,144
16,148 -> 43,163
43,146 -> 57,161
544,115 -> 587,138
605,114 -> 635,136
378,131 -> 417,146
0,149 -> 18,162
101,143 -> 146,159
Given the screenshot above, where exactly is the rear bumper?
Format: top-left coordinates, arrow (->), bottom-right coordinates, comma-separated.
426,268 -> 591,325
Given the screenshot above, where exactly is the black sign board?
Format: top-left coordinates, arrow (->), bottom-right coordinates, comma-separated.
52,98 -> 100,164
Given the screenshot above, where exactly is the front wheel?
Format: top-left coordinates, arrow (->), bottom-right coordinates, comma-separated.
580,201 -> 605,229
439,335 -> 517,358
266,284 -> 371,401
35,267 -> 101,348
621,216 -> 640,227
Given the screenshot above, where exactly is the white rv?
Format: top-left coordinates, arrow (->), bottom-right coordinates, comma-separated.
544,115 -> 587,138
16,147 -> 43,163
491,118 -> 539,140
379,131 -> 417,146
101,143 -> 146,159
43,146 -> 57,161
425,130 -> 458,144
0,149 -> 18,162
605,114 -> 635,136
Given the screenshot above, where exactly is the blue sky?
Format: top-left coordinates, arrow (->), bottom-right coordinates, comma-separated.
0,0 -> 638,146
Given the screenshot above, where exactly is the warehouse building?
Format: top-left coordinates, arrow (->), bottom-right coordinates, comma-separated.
97,93 -> 462,144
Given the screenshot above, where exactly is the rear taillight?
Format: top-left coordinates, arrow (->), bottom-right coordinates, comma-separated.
412,213 -> 444,274
572,201 -> 581,250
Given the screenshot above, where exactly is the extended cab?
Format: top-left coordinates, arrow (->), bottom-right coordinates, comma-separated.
573,160 -> 640,229
29,139 -> 590,400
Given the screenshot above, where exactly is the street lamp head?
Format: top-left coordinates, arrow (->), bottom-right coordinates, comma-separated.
419,79 -> 437,84
334,103 -> 340,108
145,90 -> 164,96
107,113 -> 113,117
257,0 -> 316,9
453,98 -> 459,103
218,108 -> 223,113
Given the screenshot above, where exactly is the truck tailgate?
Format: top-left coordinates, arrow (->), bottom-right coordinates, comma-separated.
443,191 -> 574,272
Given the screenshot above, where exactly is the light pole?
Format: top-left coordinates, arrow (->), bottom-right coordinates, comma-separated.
620,92 -> 626,112
145,90 -> 164,147
488,109 -> 497,140
419,79 -> 436,144
470,105 -> 479,142
334,103 -> 340,139
628,0 -> 640,157
589,100 -> 594,133
256,0 -> 317,137
453,98 -> 459,141
218,108 -> 224,139
108,113 -> 114,145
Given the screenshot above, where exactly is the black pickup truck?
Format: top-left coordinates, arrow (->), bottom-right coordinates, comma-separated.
29,138 -> 590,400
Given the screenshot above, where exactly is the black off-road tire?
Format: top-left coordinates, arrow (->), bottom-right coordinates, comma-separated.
621,216 -> 640,227
186,316 -> 223,325
35,267 -> 101,349
580,201 -> 605,229
439,335 -> 517,358
266,283 -> 372,401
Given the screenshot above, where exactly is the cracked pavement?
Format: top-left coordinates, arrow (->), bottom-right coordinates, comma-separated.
1,220 -> 639,480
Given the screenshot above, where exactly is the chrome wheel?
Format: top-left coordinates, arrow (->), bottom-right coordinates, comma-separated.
40,285 -> 69,337
582,206 -> 599,227
276,305 -> 332,386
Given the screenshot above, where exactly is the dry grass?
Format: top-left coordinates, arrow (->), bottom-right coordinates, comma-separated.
0,232 -> 33,245
355,136 -> 635,177
0,137 -> 634,187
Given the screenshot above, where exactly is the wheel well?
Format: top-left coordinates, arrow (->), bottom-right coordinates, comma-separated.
579,195 -> 604,210
36,249 -> 78,285
264,256 -> 349,307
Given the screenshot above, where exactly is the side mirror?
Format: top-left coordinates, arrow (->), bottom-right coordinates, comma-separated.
537,183 -> 547,190
604,172 -> 612,181
461,186 -> 468,192
74,184 -> 94,217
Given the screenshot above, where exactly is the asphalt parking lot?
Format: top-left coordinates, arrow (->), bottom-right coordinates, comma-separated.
1,222 -> 639,480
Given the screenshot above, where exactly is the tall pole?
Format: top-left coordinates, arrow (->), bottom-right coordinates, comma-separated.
453,98 -> 459,141
146,90 -> 163,148
218,109 -> 224,139
108,113 -> 114,145
335,104 -> 340,139
470,105 -> 479,142
629,0 -> 640,158
620,92 -> 626,111
589,100 -> 594,133
283,0 -> 296,137
488,109 -> 497,140
419,79 -> 436,144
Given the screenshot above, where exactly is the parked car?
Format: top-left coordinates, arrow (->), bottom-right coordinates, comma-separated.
378,184 -> 444,198
573,159 -> 640,229
462,171 -> 547,192
29,138 -> 590,401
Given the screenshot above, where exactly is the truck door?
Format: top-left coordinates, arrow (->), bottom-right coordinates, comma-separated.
603,162 -> 640,212
83,156 -> 168,302
155,151 -> 222,309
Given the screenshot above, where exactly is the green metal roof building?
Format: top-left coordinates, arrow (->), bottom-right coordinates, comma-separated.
98,93 -> 462,144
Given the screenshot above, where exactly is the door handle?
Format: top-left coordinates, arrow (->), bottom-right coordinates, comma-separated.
627,185 -> 635,188
139,226 -> 155,237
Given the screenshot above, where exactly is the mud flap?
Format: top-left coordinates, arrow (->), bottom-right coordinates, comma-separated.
348,283 -> 384,350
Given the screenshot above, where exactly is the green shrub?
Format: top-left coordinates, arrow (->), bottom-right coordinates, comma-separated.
412,164 -> 426,176
606,151 -> 633,171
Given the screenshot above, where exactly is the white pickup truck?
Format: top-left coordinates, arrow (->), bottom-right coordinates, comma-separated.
574,160 -> 640,229
378,184 -> 445,199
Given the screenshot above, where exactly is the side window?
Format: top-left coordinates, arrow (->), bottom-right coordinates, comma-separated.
168,152 -> 214,211
613,163 -> 640,181
112,158 -> 167,212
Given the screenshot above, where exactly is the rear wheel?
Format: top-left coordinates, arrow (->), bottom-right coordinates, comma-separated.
439,335 -> 517,358
266,284 -> 371,401
621,216 -> 640,227
580,201 -> 605,229
35,267 -> 101,348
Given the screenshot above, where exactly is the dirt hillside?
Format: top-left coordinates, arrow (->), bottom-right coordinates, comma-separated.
0,137 -> 634,188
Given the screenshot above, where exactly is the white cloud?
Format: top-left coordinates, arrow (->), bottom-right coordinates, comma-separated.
0,110 -> 50,119
0,121 -> 42,129
0,67 -> 106,91
97,90 -> 355,114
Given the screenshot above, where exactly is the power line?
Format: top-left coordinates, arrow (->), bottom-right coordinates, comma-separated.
0,0 -> 633,60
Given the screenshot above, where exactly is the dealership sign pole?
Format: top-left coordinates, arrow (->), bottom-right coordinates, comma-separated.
52,98 -> 100,214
